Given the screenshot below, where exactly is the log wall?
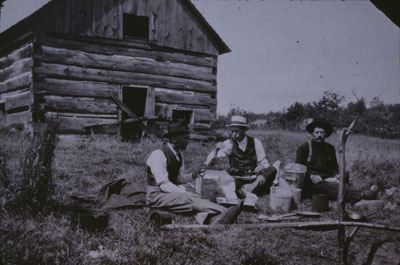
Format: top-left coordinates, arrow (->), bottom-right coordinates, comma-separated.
33,33 -> 217,134
39,0 -> 223,56
0,41 -> 34,130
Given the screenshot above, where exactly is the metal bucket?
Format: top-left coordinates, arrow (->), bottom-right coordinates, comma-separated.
312,194 -> 329,212
278,163 -> 307,190
270,186 -> 292,212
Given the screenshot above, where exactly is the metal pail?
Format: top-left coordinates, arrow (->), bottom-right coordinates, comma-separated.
278,163 -> 307,190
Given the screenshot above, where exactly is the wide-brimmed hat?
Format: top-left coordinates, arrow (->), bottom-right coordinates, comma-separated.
228,115 -> 249,129
164,120 -> 190,137
306,118 -> 333,137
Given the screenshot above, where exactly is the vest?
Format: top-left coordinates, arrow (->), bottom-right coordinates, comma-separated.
147,144 -> 183,187
229,136 -> 257,173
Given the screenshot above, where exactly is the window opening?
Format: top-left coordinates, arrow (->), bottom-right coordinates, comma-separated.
123,14 -> 149,39
172,109 -> 193,125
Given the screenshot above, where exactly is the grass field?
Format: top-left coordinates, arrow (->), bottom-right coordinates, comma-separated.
0,129 -> 399,265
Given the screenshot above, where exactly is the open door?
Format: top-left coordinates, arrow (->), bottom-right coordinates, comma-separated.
120,86 -> 149,140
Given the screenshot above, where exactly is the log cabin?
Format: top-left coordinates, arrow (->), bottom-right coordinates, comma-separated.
0,0 -> 230,139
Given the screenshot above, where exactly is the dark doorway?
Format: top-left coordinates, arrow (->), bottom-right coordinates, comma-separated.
122,86 -> 147,119
121,86 -> 148,141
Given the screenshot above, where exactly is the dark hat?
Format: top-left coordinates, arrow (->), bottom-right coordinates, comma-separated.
306,118 -> 333,137
164,120 -> 189,137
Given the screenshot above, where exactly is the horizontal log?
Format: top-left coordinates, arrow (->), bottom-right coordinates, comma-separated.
194,109 -> 216,122
0,72 -> 32,94
34,78 -> 118,98
5,110 -> 32,127
155,103 -> 172,120
39,95 -> 118,115
44,112 -> 117,134
0,58 -> 33,82
39,46 -> 215,82
3,90 -> 32,111
162,221 -> 400,232
43,33 -> 217,68
33,63 -> 216,93
155,91 -> 216,106
0,43 -> 33,69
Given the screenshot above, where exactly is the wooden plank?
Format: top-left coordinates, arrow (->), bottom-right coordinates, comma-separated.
43,34 -> 217,68
39,45 -> 215,82
3,90 -> 32,111
0,58 -> 33,82
0,72 -> 32,94
155,90 -> 216,106
5,110 -> 32,127
194,109 -> 216,122
111,94 -> 138,121
44,112 -> 117,134
34,78 -> 118,98
0,43 -> 33,69
145,87 -> 156,117
39,95 -> 118,115
33,63 -> 217,93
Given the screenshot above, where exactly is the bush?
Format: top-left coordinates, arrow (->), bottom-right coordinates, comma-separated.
0,121 -> 59,216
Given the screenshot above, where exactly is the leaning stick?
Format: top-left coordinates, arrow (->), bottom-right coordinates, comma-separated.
162,221 -> 400,233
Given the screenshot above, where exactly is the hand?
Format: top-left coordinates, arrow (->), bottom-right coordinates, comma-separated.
193,167 -> 206,179
310,174 -> 323,184
254,164 -> 264,174
325,177 -> 339,183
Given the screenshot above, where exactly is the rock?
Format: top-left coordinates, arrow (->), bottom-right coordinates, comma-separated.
354,200 -> 384,211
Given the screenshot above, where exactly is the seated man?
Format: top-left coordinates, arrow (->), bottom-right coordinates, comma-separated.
295,117 -> 378,203
204,115 -> 277,198
146,120 -> 242,225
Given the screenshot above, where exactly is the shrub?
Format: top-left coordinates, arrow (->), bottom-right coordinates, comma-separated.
0,121 -> 59,216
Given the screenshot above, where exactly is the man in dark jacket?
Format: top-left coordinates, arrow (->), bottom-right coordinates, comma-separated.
146,120 -> 242,225
295,118 -> 377,203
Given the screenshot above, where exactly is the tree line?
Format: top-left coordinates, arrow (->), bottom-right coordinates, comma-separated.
214,91 -> 400,139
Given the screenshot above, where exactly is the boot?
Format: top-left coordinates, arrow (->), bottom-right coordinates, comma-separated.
209,200 -> 244,225
361,185 -> 379,200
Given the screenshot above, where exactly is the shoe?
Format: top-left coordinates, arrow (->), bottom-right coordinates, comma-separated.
361,185 -> 379,200
209,200 -> 244,225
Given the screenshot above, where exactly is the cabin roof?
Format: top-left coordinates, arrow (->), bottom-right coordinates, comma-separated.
0,0 -> 231,54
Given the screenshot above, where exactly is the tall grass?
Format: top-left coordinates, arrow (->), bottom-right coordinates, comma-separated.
0,129 -> 399,264
0,121 -> 59,216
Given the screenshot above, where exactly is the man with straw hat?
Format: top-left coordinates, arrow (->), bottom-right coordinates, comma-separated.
204,115 -> 277,199
146,120 -> 243,225
295,117 -> 378,203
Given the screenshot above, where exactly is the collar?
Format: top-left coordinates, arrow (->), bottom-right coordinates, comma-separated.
234,135 -> 248,151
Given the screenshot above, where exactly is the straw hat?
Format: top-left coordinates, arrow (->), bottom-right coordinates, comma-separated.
306,118 -> 333,137
228,115 -> 249,129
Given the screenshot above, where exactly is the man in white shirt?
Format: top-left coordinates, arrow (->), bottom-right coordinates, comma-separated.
147,120 -> 243,225
205,116 -> 277,198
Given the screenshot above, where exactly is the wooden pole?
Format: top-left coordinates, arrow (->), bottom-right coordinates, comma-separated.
162,221 -> 400,232
338,119 -> 356,264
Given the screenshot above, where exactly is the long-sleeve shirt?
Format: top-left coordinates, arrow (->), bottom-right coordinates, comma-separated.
295,140 -> 338,178
147,143 -> 193,193
205,136 -> 271,170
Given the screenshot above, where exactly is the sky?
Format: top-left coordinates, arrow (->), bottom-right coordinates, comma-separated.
1,0 -> 399,115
